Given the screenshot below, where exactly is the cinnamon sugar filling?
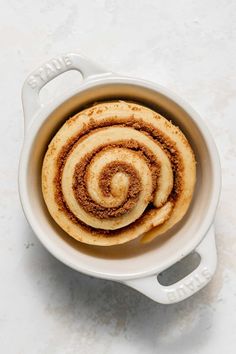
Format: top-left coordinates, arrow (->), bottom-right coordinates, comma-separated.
72,142 -> 159,219
54,117 -> 183,235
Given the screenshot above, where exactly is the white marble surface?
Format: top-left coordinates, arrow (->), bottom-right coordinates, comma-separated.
1,0 -> 236,353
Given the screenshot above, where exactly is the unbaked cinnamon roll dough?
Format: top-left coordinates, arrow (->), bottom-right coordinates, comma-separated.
42,101 -> 196,246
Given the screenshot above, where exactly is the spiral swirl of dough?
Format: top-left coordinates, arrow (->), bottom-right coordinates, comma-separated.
42,101 -> 196,246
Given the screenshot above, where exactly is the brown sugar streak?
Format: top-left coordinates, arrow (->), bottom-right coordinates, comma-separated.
73,156 -> 144,219
53,116 -> 183,236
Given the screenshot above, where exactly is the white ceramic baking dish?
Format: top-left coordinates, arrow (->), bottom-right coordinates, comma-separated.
19,53 -> 221,304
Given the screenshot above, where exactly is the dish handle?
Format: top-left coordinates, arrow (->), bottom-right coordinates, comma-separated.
22,53 -> 109,127
124,225 -> 217,304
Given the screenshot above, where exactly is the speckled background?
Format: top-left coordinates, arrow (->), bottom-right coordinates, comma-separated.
1,0 -> 236,353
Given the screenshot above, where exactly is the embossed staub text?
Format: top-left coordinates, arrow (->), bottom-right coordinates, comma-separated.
27,55 -> 73,89
166,267 -> 212,302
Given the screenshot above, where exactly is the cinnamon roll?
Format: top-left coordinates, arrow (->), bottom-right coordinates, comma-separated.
42,101 -> 196,246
